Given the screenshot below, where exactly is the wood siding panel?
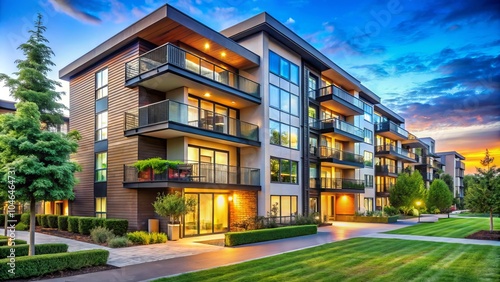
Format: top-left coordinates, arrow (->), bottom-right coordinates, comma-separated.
138,136 -> 166,160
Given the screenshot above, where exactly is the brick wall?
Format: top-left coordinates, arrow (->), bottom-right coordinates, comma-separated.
229,190 -> 257,231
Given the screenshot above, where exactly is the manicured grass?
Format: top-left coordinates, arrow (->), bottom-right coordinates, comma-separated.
458,212 -> 500,218
386,217 -> 500,238
155,238 -> 499,282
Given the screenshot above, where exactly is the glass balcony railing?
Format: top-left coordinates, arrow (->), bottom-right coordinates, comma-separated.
318,146 -> 364,165
375,164 -> 399,174
375,121 -> 409,139
314,177 -> 365,190
125,43 -> 260,97
375,144 -> 419,162
124,100 -> 259,141
309,118 -> 364,139
310,85 -> 364,110
124,160 -> 260,186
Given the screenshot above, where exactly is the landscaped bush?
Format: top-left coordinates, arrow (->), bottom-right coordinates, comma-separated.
15,223 -> 28,231
36,214 -> 42,226
108,237 -> 131,248
67,216 -> 80,233
104,219 -> 128,236
0,239 -> 27,246
150,232 -> 167,243
20,213 -> 30,226
0,243 -> 68,257
383,206 -> 399,216
40,214 -> 50,228
47,215 -> 58,228
92,217 -> 106,228
58,216 -> 68,231
295,212 -> 321,225
351,215 -> 399,223
0,249 -> 109,280
225,225 -> 317,247
90,227 -> 115,244
78,217 -> 94,235
0,214 -> 22,226
127,231 -> 151,245
0,236 -> 8,239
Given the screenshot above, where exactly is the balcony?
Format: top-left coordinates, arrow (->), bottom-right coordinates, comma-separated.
318,146 -> 364,168
125,43 -> 260,104
376,183 -> 394,196
375,164 -> 399,177
402,132 -> 428,148
375,144 -> 419,163
124,100 -> 260,147
311,178 -> 365,192
123,161 -> 260,190
311,85 -> 364,116
456,161 -> 465,170
375,121 -> 409,140
310,118 -> 364,142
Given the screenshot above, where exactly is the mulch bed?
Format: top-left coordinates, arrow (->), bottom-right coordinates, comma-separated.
10,265 -> 119,281
465,230 -> 500,241
35,226 -> 105,246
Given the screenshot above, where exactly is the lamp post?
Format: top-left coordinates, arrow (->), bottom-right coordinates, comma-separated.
416,201 -> 422,222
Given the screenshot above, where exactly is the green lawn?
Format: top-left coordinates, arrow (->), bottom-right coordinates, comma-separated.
386,217 -> 500,238
458,212 -> 500,218
155,238 -> 500,282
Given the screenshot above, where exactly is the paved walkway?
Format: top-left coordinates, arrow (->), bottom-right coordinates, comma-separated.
361,233 -> 500,246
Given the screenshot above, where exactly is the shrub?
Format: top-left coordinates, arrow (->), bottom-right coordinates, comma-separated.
92,217 -> 106,228
35,214 -> 42,226
78,217 -> 94,235
15,223 -> 28,231
0,214 -> 22,226
0,236 -> 7,239
295,213 -> 321,225
0,239 -> 27,246
108,237 -> 131,248
67,216 -> 80,233
127,231 -> 151,245
104,219 -> 128,236
47,215 -> 58,228
0,249 -> 109,280
20,213 -> 30,226
225,225 -> 317,247
58,216 -> 68,231
383,206 -> 399,216
40,215 -> 50,228
0,243 -> 68,257
150,232 -> 167,243
90,227 -> 115,244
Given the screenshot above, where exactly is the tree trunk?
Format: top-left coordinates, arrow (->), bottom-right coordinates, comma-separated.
490,209 -> 494,233
29,197 -> 36,256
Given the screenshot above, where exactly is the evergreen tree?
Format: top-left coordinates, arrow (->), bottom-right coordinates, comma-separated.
0,103 -> 80,256
427,179 -> 453,213
0,13 -> 65,129
389,170 -> 426,215
479,149 -> 494,169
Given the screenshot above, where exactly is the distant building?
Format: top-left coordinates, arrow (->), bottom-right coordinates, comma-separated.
436,151 -> 466,199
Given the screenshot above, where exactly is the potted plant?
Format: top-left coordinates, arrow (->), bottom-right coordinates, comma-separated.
152,192 -> 196,240
132,157 -> 168,181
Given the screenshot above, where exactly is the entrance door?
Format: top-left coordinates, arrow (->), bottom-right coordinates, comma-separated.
184,193 -> 229,236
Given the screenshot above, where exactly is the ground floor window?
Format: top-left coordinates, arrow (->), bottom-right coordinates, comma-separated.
270,195 -> 298,223
95,197 -> 107,218
309,197 -> 318,213
375,197 -> 390,210
185,193 -> 229,236
364,197 -> 373,212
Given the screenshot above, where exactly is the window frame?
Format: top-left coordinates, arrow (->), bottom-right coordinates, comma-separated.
269,119 -> 299,150
95,68 -> 108,100
95,110 -> 108,141
270,195 -> 298,219
364,151 -> 373,167
270,157 -> 299,184
95,197 -> 107,218
364,128 -> 373,144
269,51 -> 299,85
95,152 -> 107,182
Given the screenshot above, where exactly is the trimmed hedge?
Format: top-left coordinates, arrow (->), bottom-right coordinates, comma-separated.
92,217 -> 106,228
20,213 -> 30,226
104,219 -> 128,236
0,249 -> 109,280
0,239 -> 27,246
0,236 -> 8,239
78,217 -> 94,235
47,215 -> 58,228
67,216 -> 80,233
342,215 -> 399,223
40,215 -> 50,228
58,216 -> 68,231
0,243 -> 68,257
225,225 -> 318,247
36,214 -> 42,226
0,214 -> 22,226
15,223 -> 28,231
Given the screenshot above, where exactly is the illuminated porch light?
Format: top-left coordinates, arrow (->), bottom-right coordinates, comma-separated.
204,42 -> 210,49
204,92 -> 211,97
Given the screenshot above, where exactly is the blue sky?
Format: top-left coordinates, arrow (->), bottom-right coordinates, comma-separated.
0,0 -> 499,171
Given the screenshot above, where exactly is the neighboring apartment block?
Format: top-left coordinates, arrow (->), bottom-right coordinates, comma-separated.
437,151 -> 466,199
58,5 -> 462,234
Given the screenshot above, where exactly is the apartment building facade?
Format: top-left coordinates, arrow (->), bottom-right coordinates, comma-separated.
59,4 -> 461,234
437,151 -> 466,199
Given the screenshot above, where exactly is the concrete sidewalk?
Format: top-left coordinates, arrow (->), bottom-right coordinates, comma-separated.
360,233 -> 500,246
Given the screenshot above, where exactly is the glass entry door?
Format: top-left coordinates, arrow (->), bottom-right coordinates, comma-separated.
184,193 -> 229,236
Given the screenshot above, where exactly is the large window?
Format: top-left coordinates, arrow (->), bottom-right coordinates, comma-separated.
364,175 -> 374,188
96,111 -> 108,141
270,120 -> 299,149
269,84 -> 299,116
95,197 -> 107,218
364,198 -> 373,212
269,51 -> 299,84
270,157 -> 298,184
364,151 -> 373,167
95,68 -> 108,99
363,102 -> 373,122
270,195 -> 298,219
364,128 -> 373,144
95,152 -> 107,182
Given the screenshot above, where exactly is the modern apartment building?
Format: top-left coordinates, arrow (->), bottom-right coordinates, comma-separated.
437,151 -> 466,199
58,4 -> 461,234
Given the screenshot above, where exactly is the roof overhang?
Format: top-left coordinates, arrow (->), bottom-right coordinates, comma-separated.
374,103 -> 405,124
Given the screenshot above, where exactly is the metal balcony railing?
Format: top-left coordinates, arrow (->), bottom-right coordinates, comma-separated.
125,43 -> 260,97
375,121 -> 409,139
375,144 -> 419,162
124,160 -> 260,186
318,146 -> 364,165
375,164 -> 399,174
312,178 -> 365,190
124,100 -> 259,141
310,85 -> 364,110
309,118 -> 364,139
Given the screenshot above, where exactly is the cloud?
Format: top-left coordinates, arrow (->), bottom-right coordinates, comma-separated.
49,0 -> 102,24
285,17 -> 295,25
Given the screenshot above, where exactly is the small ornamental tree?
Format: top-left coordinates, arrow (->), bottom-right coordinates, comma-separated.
152,192 -> 196,224
440,173 -> 454,195
0,103 -> 80,255
389,170 -> 426,215
427,179 -> 453,213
